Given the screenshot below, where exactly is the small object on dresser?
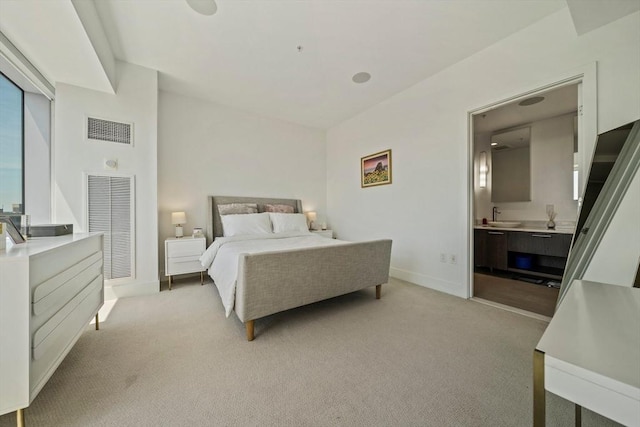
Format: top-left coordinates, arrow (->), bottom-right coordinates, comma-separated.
20,214 -> 30,237
192,227 -> 203,238
30,224 -> 73,237
0,217 -> 26,243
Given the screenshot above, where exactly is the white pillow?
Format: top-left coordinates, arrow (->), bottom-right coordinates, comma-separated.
221,213 -> 273,237
269,213 -> 309,233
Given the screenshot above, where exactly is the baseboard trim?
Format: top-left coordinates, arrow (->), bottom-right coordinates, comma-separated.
390,267 -> 465,298
105,280 -> 159,300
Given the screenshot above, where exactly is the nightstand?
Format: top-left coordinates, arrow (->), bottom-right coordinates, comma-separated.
165,236 -> 206,290
311,229 -> 333,238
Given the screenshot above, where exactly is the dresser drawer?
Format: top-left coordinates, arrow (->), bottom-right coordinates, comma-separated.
166,238 -> 204,258
167,257 -> 204,275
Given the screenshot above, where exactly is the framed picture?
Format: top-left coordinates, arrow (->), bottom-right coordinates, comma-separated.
0,216 -> 26,244
361,149 -> 392,188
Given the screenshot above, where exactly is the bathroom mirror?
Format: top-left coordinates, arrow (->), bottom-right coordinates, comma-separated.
491,126 -> 531,202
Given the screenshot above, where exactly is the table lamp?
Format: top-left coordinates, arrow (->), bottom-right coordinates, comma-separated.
307,211 -> 317,230
171,211 -> 186,238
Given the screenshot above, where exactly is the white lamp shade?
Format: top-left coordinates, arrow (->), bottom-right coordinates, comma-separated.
171,211 -> 186,225
307,211 -> 317,221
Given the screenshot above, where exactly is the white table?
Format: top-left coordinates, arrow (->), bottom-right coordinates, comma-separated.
534,280 -> 640,426
164,236 -> 206,290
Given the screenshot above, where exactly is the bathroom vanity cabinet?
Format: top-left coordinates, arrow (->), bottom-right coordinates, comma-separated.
474,229 -> 508,270
474,228 -> 572,280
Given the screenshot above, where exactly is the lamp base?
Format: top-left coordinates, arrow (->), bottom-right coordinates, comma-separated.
175,225 -> 184,238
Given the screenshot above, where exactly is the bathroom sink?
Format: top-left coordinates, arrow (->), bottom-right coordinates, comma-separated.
487,221 -> 521,228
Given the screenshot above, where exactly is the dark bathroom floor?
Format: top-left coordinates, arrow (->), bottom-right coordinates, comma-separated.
473,271 -> 559,317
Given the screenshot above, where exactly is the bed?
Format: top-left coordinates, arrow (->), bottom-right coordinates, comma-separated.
202,196 -> 392,341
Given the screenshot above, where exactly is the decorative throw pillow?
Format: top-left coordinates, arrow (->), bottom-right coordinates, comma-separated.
263,204 -> 295,213
269,213 -> 309,233
218,203 -> 258,215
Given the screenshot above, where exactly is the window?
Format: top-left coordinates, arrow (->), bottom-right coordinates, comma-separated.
0,72 -> 24,214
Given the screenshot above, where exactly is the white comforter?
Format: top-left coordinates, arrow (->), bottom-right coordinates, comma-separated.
199,231 -> 346,317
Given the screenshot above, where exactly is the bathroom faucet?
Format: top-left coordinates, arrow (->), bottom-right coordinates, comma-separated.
492,206 -> 501,222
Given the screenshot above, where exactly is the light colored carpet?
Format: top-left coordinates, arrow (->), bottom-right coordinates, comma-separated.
0,277 -> 619,426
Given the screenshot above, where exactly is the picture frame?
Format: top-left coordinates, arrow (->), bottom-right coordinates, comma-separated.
361,149 -> 392,188
0,216 -> 26,244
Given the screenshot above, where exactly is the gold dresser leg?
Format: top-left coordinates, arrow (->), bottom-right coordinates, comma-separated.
575,404 -> 582,427
533,349 -> 546,427
168,275 -> 172,291
246,320 -> 255,341
95,314 -> 100,331
201,271 -> 204,285
16,408 -> 25,427
376,285 -> 381,299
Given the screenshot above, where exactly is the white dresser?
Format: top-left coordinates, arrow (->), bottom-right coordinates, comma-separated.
0,233 -> 104,425
534,280 -> 640,426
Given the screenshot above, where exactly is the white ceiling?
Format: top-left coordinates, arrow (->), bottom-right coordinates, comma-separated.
474,83 -> 579,134
0,0 -> 115,94
91,0 -> 566,129
1,1 -> 637,130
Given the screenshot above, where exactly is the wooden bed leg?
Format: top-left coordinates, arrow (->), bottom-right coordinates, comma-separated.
246,320 -> 255,341
376,284 -> 381,299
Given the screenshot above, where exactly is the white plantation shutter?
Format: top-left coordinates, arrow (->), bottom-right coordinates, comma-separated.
88,175 -> 134,280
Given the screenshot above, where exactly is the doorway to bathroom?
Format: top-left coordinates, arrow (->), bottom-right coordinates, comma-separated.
469,79 -> 587,318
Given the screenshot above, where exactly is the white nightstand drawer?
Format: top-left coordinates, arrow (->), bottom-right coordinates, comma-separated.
167,258 -> 204,275
311,230 -> 333,238
167,239 -> 204,257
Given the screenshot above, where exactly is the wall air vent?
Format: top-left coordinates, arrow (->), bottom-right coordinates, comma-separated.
87,116 -> 133,145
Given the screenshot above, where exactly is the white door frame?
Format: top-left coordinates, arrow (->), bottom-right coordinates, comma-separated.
466,63 -> 598,299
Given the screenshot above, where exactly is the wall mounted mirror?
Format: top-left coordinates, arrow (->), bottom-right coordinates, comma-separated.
491,126 -> 531,202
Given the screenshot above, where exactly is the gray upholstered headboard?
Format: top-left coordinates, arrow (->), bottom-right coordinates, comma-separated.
206,196 -> 303,243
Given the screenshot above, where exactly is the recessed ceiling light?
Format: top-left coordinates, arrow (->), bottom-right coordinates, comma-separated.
518,96 -> 545,106
352,72 -> 371,84
186,0 -> 217,15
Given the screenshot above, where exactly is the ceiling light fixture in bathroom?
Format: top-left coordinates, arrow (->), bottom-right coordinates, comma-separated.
186,0 -> 217,15
518,96 -> 545,106
352,72 -> 371,84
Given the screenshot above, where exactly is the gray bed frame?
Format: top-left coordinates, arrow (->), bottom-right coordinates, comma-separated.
206,196 -> 392,341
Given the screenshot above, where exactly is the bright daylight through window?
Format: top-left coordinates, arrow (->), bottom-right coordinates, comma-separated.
0,72 -> 24,215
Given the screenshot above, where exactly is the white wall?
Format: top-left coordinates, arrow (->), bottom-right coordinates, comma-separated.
475,114 -> 578,224
53,61 -> 159,297
326,10 -> 640,298
158,92 -> 326,275
24,92 -> 51,224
